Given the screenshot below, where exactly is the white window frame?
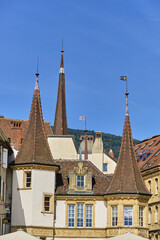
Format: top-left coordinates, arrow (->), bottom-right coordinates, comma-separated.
44,195 -> 51,212
77,203 -> 84,227
68,205 -> 75,227
124,206 -> 133,226
139,206 -> 144,227
112,206 -> 118,226
86,205 -> 92,227
77,175 -> 84,188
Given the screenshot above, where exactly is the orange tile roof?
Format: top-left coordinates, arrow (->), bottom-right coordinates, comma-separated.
135,135 -> 160,171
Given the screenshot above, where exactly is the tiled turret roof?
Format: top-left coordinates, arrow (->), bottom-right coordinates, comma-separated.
107,93 -> 150,195
14,72 -> 56,165
53,49 -> 68,135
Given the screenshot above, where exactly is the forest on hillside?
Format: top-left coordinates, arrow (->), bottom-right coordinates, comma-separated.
68,128 -> 140,160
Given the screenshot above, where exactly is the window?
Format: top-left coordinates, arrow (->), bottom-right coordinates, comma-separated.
124,206 -> 133,226
135,146 -> 140,151
42,193 -> 54,214
86,205 -> 92,227
112,206 -> 118,226
149,208 -> 151,224
149,140 -> 155,146
155,206 -> 158,223
77,203 -> 84,227
25,172 -> 31,188
141,143 -> 147,149
44,196 -> 50,212
139,207 -> 144,227
0,146 -> 1,164
155,151 -> 160,157
68,205 -> 75,227
155,178 -> 158,195
77,176 -> 84,188
148,180 -> 151,193
67,203 -> 94,228
103,163 -> 108,173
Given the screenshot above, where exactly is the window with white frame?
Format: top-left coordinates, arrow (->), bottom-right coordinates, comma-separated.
156,206 -> 158,223
86,205 -> 92,227
124,206 -> 133,226
139,206 -> 144,227
77,176 -> 84,188
155,178 -> 158,195
112,206 -> 118,226
103,163 -> 108,173
68,205 -> 75,227
149,208 -> 151,224
77,203 -> 84,227
68,203 -> 93,228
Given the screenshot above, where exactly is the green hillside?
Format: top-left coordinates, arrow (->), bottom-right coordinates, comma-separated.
68,128 -> 140,160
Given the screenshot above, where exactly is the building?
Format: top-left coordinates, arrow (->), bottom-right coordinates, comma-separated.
135,135 -> 160,240
0,49 -> 152,239
0,128 -> 13,235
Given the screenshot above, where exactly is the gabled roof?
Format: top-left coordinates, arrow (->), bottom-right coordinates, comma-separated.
14,75 -> 56,165
53,50 -> 68,135
56,159 -> 111,195
135,135 -> 160,171
107,93 -> 150,195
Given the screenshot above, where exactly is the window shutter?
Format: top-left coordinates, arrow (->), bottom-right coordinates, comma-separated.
3,148 -> 8,168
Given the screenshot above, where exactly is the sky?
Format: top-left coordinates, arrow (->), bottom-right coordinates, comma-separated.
0,0 -> 160,141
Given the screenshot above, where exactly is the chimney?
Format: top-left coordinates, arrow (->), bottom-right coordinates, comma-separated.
10,121 -> 22,149
92,131 -> 103,154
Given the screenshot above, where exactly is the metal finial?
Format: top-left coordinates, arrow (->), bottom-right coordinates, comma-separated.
35,57 -> 39,90
61,38 -> 64,53
120,76 -> 129,116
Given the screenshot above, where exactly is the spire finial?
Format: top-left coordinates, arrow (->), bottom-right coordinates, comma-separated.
35,57 -> 39,90
60,41 -> 64,73
120,76 -> 129,116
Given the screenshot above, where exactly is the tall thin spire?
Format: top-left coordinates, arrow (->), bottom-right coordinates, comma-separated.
35,57 -> 39,90
15,70 -> 56,165
107,87 -> 150,196
53,48 -> 68,135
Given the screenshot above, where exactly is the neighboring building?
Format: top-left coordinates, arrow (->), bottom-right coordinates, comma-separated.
0,129 -> 13,235
0,117 -> 52,150
135,135 -> 160,240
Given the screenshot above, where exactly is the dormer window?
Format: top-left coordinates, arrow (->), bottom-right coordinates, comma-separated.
77,175 -> 84,188
68,162 -> 92,193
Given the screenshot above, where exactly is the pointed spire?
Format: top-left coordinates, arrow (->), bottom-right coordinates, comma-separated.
35,57 -> 39,90
15,71 -> 56,166
107,90 -> 150,196
53,48 -> 68,135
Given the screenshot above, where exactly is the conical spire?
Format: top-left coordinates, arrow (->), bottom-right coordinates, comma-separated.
53,49 -> 68,135
107,92 -> 150,195
15,70 -> 55,165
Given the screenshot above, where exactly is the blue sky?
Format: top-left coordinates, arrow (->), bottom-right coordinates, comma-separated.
0,0 -> 160,140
